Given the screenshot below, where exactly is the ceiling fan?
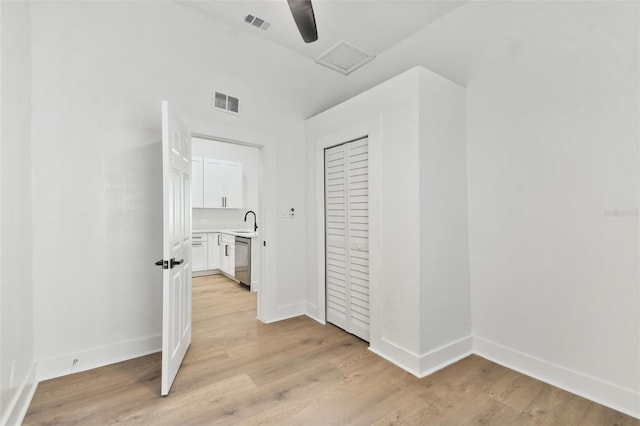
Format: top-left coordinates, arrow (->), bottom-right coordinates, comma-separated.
287,0 -> 318,43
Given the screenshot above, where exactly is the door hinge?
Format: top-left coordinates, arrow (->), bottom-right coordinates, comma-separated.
263,241 -> 266,247
155,259 -> 169,269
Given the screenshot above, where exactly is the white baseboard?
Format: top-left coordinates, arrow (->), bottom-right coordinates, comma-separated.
192,269 -> 221,278
370,335 -> 473,378
262,302 -> 305,324
473,336 -> 640,420
37,334 -> 161,381
419,336 -> 473,377
304,303 -> 326,325
2,362 -> 38,426
370,338 -> 421,375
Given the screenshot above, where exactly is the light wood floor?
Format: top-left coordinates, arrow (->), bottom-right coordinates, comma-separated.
24,275 -> 638,425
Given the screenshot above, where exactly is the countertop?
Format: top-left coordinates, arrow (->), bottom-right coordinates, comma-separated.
192,229 -> 258,238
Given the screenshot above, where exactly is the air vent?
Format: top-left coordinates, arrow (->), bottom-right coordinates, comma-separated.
315,41 -> 375,75
212,91 -> 240,115
244,14 -> 270,31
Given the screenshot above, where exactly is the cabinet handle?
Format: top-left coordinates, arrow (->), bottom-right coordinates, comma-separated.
192,243 -> 203,246
218,234 -> 221,245
225,245 -> 229,256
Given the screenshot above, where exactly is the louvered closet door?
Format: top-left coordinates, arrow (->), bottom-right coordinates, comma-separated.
325,137 -> 369,342
325,144 -> 349,331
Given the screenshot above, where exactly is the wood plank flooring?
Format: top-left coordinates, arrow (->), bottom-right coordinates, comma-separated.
24,275 -> 639,425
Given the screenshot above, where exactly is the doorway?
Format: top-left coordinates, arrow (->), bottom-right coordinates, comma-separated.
190,136 -> 264,317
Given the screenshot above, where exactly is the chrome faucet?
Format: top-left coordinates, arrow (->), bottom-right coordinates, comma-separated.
244,210 -> 258,232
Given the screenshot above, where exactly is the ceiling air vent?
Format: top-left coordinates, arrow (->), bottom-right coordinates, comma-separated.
244,14 -> 271,31
212,91 -> 240,116
315,41 -> 375,75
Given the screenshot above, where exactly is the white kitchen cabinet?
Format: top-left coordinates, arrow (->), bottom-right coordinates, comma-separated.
219,233 -> 235,276
203,159 -> 243,209
192,157 -> 204,208
207,232 -> 221,270
192,233 -> 208,272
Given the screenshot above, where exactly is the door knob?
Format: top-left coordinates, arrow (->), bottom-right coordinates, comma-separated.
170,258 -> 184,268
155,259 -> 168,269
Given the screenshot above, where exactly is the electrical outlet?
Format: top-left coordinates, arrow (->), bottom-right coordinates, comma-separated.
9,360 -> 16,388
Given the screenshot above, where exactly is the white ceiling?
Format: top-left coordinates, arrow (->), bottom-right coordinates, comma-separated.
177,0 -> 466,68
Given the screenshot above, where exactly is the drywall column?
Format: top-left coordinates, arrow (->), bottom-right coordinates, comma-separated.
306,67 -> 470,376
418,68 -> 471,372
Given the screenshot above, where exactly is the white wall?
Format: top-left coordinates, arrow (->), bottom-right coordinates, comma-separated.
29,0 -> 335,380
192,137 -> 261,231
0,1 -> 37,424
464,1 -> 639,416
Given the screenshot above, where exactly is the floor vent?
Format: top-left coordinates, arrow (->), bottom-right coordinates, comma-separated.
244,14 -> 271,31
212,91 -> 240,115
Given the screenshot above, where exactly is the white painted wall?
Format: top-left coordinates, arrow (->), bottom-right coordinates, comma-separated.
306,67 -> 471,377
29,0 -> 334,380
0,2 -> 37,424
463,2 -> 639,417
192,137 -> 260,231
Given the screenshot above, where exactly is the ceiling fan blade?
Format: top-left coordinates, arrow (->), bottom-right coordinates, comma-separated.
287,0 -> 318,43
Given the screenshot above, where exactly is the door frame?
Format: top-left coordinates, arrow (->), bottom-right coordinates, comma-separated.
314,119 -> 381,343
191,132 -> 266,321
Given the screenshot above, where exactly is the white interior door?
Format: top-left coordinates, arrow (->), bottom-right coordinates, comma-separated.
325,137 -> 369,341
345,137 -> 369,341
159,101 -> 192,396
325,144 -> 349,331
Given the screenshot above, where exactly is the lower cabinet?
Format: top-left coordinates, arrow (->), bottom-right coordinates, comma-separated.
207,233 -> 221,270
219,234 -> 235,277
192,233 -> 208,272
192,232 -> 222,274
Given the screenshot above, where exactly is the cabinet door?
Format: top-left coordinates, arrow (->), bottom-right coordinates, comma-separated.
220,241 -> 235,276
191,158 -> 204,208
207,233 -> 221,270
226,243 -> 235,276
224,163 -> 243,209
192,243 -> 208,272
219,241 -> 226,273
220,244 -> 229,274
203,160 -> 225,208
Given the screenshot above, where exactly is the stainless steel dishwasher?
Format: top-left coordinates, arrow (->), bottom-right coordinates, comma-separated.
234,236 -> 251,287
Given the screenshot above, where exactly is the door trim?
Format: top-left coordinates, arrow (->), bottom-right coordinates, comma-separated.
314,119 -> 381,345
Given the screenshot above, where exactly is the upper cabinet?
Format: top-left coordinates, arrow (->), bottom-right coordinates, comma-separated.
192,157 -> 243,209
192,158 -> 204,208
